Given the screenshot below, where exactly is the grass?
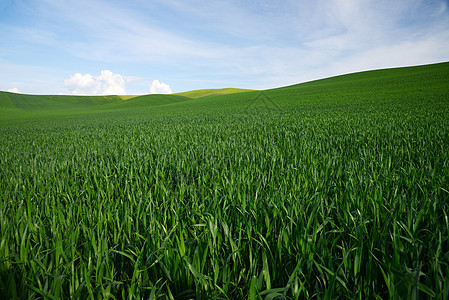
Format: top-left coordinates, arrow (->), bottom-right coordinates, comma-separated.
0,62 -> 448,299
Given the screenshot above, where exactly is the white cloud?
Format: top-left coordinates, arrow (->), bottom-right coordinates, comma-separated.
7,87 -> 20,93
64,70 -> 126,95
149,80 -> 172,94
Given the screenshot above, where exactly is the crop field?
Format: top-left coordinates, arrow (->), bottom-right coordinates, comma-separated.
1,62 -> 448,299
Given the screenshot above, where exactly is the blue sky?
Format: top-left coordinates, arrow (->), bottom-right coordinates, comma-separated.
1,0 -> 449,95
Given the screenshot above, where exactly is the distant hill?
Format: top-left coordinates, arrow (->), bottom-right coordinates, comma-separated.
0,92 -> 120,111
95,94 -> 189,110
0,92 -> 189,119
1,62 -> 448,120
174,88 -> 253,98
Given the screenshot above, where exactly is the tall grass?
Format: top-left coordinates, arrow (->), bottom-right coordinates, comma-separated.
1,62 -> 448,298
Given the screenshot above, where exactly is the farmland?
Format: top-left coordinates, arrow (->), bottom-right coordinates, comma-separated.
1,62 -> 449,299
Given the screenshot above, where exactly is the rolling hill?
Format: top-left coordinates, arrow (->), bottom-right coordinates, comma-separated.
1,62 -> 447,119
174,87 -> 254,98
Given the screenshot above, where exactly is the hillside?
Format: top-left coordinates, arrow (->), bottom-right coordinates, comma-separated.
1,62 -> 448,119
0,92 -> 122,119
0,92 -> 190,119
174,87 -> 253,98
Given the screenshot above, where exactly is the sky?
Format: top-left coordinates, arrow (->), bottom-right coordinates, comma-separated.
1,0 -> 449,95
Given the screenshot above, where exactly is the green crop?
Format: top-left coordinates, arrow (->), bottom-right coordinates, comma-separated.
1,62 -> 448,299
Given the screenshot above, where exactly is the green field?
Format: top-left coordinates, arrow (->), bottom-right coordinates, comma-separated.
1,62 -> 448,299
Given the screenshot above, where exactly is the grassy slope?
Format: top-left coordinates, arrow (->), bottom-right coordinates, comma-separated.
174,87 -> 253,98
218,62 -> 447,104
118,95 -> 140,100
92,94 -> 190,111
0,92 -> 191,120
0,92 -> 121,111
0,92 -> 122,120
2,62 -> 447,117
1,62 -> 448,299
